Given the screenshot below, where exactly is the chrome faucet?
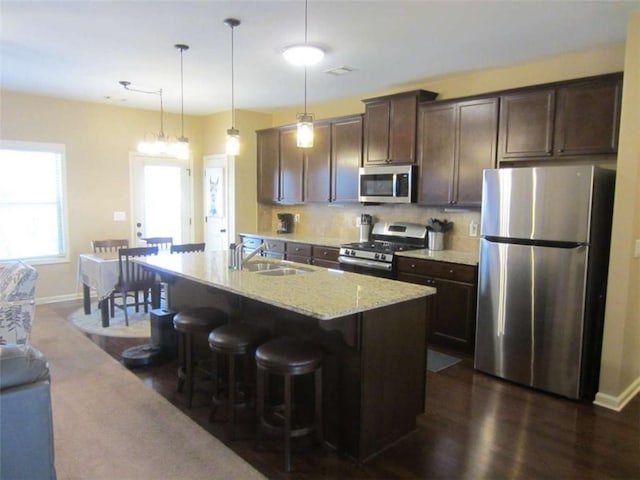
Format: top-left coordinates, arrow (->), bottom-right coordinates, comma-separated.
241,241 -> 270,268
229,241 -> 269,270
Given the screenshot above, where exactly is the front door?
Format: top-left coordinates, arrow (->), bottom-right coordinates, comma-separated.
131,154 -> 192,246
204,154 -> 235,251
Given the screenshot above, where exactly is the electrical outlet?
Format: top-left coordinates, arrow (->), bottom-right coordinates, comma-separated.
294,214 -> 300,223
113,211 -> 126,222
469,221 -> 478,237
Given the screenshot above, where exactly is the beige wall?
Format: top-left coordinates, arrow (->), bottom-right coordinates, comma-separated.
596,11 -> 640,410
0,92 -> 202,300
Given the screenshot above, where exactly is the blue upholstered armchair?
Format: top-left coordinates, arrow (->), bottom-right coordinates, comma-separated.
0,261 -> 38,346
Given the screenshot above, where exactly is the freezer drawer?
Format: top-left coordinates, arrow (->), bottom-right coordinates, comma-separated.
474,239 -> 589,399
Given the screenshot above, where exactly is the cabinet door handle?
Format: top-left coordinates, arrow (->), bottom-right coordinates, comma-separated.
449,269 -> 454,274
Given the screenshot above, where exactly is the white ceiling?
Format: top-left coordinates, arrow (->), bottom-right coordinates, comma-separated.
1,1 -> 638,115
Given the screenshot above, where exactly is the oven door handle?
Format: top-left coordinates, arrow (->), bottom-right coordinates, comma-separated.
338,256 -> 393,271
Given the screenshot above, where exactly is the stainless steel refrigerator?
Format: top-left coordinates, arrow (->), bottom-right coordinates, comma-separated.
475,165 -> 615,400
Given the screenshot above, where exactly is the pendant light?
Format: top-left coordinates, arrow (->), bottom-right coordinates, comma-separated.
295,0 -> 316,148
224,18 -> 241,156
120,81 -> 169,155
172,44 -> 190,160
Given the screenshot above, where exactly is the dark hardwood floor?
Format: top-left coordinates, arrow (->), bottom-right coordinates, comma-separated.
51,300 -> 640,479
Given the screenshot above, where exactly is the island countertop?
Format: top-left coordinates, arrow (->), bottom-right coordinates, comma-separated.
137,251 -> 435,321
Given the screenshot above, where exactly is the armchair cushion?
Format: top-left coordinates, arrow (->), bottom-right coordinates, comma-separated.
0,344 -> 56,480
0,261 -> 38,346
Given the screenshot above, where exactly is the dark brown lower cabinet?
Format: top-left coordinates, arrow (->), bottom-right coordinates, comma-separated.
285,242 -> 312,264
397,257 -> 477,354
312,245 -> 340,269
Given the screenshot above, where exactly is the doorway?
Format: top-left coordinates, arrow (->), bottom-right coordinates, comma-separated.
130,154 -> 192,246
204,154 -> 235,251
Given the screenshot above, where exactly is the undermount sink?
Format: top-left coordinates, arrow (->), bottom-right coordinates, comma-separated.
255,267 -> 311,276
242,262 -> 284,272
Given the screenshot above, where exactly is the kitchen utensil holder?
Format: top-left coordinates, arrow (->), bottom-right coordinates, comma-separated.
428,231 -> 445,251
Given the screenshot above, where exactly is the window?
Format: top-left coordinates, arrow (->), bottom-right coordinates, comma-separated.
0,141 -> 67,262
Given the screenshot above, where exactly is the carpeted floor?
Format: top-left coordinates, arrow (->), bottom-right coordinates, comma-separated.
30,304 -> 265,480
69,305 -> 150,338
427,349 -> 462,372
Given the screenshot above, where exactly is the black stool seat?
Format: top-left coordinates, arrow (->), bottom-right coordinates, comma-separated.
173,307 -> 227,332
173,307 -> 228,408
209,322 -> 269,440
255,337 -> 323,472
209,323 -> 268,355
255,337 -> 323,375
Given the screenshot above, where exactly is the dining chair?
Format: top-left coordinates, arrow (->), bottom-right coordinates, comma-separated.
170,243 -> 206,254
91,239 -> 129,253
110,246 -> 159,326
142,237 -> 173,250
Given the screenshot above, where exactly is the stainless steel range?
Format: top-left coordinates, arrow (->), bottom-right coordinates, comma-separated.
339,222 -> 428,278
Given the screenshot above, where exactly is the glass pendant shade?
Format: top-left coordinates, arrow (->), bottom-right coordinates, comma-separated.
171,137 -> 190,160
296,114 -> 314,148
226,128 -> 240,156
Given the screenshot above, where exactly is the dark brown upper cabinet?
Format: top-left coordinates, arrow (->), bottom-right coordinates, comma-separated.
257,128 -> 280,203
363,90 -> 438,165
418,97 -> 498,208
279,126 -> 305,204
257,115 -> 362,205
498,73 -> 622,162
330,115 -> 363,203
304,120 -> 332,203
305,115 -> 362,203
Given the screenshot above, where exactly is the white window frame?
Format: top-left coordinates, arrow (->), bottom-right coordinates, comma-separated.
0,140 -> 69,264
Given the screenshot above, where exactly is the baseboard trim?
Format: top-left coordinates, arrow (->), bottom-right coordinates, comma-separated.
36,293 -> 84,305
594,376 -> 640,412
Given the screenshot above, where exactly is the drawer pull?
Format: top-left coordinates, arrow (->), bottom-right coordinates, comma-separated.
449,269 -> 454,274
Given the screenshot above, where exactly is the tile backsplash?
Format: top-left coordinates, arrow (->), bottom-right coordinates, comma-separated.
259,203 -> 481,253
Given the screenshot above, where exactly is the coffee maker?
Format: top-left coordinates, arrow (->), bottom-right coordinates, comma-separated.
277,213 -> 294,234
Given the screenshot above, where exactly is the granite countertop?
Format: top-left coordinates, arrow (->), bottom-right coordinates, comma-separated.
137,251 -> 435,321
240,231 -> 479,265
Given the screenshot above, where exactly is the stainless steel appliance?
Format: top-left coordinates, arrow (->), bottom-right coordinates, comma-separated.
475,165 -> 615,400
277,213 -> 294,234
359,214 -> 373,242
339,222 -> 428,278
358,165 -> 416,203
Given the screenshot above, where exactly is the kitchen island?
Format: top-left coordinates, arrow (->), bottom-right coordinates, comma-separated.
137,251 -> 435,462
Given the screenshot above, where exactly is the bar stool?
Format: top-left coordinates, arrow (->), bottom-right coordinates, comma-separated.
255,337 -> 323,472
173,307 -> 228,407
208,322 -> 269,440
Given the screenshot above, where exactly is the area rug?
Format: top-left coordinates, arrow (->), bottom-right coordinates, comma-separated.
30,304 -> 266,480
68,305 -> 150,338
427,349 -> 462,372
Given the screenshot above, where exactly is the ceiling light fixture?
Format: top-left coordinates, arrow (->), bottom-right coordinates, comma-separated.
120,80 -> 171,156
294,0 -> 317,148
173,44 -> 190,160
224,18 -> 241,156
283,44 -> 324,66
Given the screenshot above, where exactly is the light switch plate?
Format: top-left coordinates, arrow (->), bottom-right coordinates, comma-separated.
635,239 -> 640,258
113,211 -> 126,222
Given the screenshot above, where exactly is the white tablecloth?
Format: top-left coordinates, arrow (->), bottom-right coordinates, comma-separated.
78,253 -> 119,299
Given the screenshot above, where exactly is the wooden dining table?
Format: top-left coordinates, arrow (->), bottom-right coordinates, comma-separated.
78,252 -> 119,327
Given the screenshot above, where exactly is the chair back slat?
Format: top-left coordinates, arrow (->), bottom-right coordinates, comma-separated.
117,247 -> 158,286
92,239 -> 129,253
170,243 -> 205,254
142,237 -> 173,250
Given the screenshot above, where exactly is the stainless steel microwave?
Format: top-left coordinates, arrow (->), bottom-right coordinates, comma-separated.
358,165 -> 416,203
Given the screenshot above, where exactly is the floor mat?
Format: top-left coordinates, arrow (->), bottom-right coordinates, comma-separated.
427,349 -> 462,372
